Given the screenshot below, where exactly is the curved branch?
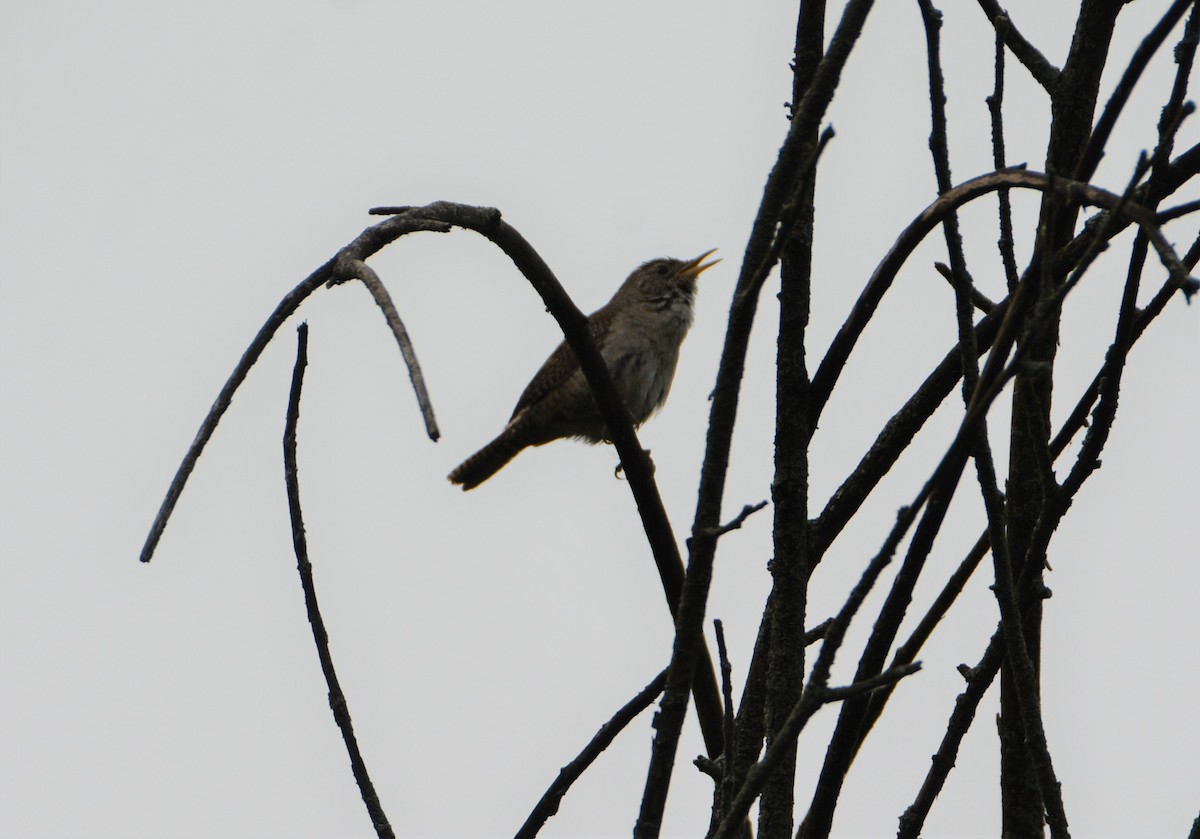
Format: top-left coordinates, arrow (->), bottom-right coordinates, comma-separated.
809,168 -> 1197,427
332,257 -> 440,441
365,203 -> 727,759
139,198 -> 727,752
284,323 -> 395,839
139,217 -> 451,564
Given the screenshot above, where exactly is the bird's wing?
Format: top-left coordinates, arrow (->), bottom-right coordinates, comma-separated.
509,308 -> 614,419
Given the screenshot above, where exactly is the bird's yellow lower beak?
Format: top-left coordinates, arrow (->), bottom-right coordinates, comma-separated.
680,248 -> 720,279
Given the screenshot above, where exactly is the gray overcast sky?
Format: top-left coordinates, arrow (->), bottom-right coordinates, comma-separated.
2,2 -> 1197,837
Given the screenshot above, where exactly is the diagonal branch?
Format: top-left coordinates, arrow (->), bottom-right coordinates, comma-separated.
974,0 -> 1062,91
1073,0 -> 1197,184
332,257 -> 439,441
809,168 -> 1197,430
514,668 -> 669,839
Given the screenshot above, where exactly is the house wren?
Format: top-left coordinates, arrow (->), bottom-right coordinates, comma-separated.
448,249 -> 718,490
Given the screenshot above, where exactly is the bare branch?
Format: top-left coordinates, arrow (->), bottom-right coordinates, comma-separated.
1074,0 -> 1197,184
693,501 -> 769,541
819,663 -> 923,703
636,3 -> 880,835
935,262 -> 997,313
974,0 -> 1061,91
714,620 -> 736,788
332,256 -> 440,441
986,29 -> 1021,291
139,216 -> 450,563
809,167 -> 1198,428
514,669 -> 668,839
283,323 -> 395,839
897,633 -> 1006,839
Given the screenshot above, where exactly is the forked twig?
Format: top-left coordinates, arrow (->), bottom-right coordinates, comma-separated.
140,215 -> 450,564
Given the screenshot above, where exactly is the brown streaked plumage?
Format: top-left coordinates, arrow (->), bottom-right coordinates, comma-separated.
448,250 -> 718,490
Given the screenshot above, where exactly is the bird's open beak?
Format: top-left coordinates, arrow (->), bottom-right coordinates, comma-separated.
680,248 -> 720,280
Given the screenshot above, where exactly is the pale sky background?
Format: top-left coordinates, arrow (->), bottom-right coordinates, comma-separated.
2,2 -> 1197,837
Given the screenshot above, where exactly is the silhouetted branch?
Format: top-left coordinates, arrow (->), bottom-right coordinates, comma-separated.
809,168 -> 1197,429
935,262 -> 996,313
714,620 -> 736,784
636,3 -> 879,836
514,668 -> 669,839
694,501 -> 769,541
368,202 -> 728,760
986,29 -> 1021,291
139,214 -> 450,564
1073,0 -> 1196,184
283,323 -> 395,839
820,663 -> 923,703
713,530 -> 918,839
973,0 -> 1061,91
331,256 -> 439,441
897,631 -> 1006,839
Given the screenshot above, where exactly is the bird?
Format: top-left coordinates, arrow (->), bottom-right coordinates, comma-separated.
448,249 -> 719,490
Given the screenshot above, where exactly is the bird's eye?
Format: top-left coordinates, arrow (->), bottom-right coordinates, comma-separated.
655,263 -> 670,276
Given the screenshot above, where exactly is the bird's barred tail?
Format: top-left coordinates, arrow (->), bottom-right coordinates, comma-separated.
448,431 -> 526,490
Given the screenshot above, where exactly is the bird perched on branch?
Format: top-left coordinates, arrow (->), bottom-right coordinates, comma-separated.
448,250 -> 719,490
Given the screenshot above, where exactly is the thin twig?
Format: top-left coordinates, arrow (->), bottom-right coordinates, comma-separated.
935,262 -> 996,313
693,501 -> 769,540
513,669 -> 669,839
804,618 -> 833,646
139,215 -> 450,564
714,620 -> 737,788
986,29 -> 1021,291
820,663 -> 923,703
973,0 -> 1061,91
809,168 -> 1197,428
283,323 -> 395,839
1073,0 -> 1197,184
1155,195 -> 1200,223
897,631 -> 1006,838
333,257 -> 440,440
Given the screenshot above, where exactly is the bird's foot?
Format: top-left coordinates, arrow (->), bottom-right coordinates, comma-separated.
614,449 -> 655,481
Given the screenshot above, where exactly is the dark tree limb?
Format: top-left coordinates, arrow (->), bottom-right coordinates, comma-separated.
986,28 -> 1022,292
139,216 -> 450,564
809,168 -> 1196,431
514,669 -> 669,839
974,0 -> 1062,91
141,199 -> 729,783
716,512 -> 931,839
284,323 -> 395,839
1073,0 -> 1197,185
757,1 -> 827,833
366,203 -> 729,760
714,620 -> 737,790
896,631 -> 1006,839
634,3 -> 879,836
